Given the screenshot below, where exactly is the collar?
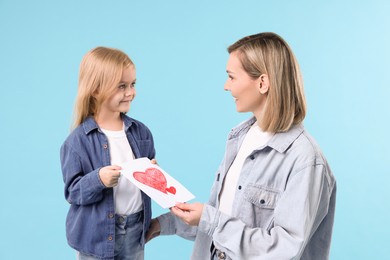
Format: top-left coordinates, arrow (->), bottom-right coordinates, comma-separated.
229,116 -> 304,153
228,116 -> 257,140
82,113 -> 135,135
268,124 -> 304,153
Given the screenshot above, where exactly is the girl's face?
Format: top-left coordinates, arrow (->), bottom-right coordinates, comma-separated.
100,65 -> 136,116
224,52 -> 266,115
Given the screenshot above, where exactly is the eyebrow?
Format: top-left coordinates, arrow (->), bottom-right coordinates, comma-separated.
119,79 -> 137,84
226,70 -> 235,74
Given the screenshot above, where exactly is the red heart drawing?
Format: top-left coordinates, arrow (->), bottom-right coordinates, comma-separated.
133,167 -> 176,195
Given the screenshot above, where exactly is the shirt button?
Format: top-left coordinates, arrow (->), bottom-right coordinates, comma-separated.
238,185 -> 242,190
217,251 -> 226,259
103,144 -> 108,149
108,236 -> 113,241
249,155 -> 255,160
260,199 -> 265,204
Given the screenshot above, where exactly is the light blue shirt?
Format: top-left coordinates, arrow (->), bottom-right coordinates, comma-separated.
158,117 -> 336,260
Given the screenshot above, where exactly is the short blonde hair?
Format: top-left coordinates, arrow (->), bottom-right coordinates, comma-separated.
73,47 -> 134,128
228,32 -> 306,133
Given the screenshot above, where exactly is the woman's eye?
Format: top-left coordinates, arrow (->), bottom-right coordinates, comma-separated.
131,82 -> 136,88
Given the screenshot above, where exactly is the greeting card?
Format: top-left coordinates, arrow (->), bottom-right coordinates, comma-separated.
120,158 -> 195,208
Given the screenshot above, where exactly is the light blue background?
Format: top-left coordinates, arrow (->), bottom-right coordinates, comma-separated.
0,1 -> 389,259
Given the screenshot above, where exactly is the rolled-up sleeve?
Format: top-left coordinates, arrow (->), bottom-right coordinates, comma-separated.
158,212 -> 198,241
60,142 -> 106,206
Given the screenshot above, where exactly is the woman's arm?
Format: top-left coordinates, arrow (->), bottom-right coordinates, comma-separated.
153,211 -> 198,241
173,164 -> 334,259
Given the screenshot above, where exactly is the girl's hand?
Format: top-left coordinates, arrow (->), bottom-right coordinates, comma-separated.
171,202 -> 204,226
146,218 -> 161,243
98,165 -> 121,187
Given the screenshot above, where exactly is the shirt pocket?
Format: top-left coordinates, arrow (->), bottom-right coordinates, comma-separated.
242,184 -> 280,230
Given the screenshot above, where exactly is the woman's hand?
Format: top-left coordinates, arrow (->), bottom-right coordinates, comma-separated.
146,218 -> 161,242
98,165 -> 121,187
171,202 -> 204,226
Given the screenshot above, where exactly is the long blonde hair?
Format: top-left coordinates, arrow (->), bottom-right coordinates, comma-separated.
73,47 -> 134,128
228,32 -> 306,133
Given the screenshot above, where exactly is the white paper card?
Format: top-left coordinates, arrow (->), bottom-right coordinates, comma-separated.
120,158 -> 195,208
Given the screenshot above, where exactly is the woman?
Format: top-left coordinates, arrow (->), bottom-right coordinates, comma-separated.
148,32 -> 336,260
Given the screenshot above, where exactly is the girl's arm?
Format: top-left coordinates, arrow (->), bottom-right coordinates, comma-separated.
60,143 -> 107,206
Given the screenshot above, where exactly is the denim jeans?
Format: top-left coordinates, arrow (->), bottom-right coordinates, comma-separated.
77,211 -> 144,260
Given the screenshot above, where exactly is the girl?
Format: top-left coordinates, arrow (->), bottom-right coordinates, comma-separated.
60,47 -> 155,260
147,32 -> 336,260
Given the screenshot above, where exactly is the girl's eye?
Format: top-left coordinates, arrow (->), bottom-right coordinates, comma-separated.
118,82 -> 135,90
228,75 -> 234,80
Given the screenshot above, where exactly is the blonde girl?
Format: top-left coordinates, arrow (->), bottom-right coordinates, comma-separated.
60,47 -> 155,260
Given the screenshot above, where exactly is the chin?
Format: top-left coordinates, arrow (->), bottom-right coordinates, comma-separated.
236,106 -> 249,113
120,104 -> 130,111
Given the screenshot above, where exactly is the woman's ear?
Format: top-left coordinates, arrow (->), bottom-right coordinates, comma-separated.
258,74 -> 270,95
92,89 -> 99,98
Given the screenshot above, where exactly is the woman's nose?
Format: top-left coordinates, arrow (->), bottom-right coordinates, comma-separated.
224,80 -> 230,91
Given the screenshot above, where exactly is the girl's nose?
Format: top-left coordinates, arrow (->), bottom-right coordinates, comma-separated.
125,86 -> 136,97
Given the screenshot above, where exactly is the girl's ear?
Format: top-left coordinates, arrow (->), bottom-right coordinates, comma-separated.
258,74 -> 270,94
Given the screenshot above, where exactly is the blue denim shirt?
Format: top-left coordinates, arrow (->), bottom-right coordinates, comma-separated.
60,114 -> 155,259
158,117 -> 336,260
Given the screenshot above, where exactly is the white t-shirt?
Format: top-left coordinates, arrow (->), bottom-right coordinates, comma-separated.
219,121 -> 273,215
101,127 -> 143,215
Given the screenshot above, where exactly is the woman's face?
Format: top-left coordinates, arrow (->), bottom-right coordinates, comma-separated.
224,52 -> 265,114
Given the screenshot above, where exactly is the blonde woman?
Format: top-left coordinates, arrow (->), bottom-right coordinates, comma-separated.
148,32 -> 336,260
60,47 -> 156,260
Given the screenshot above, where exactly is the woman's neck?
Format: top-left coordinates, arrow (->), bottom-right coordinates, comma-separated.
95,112 -> 123,131
252,97 -> 269,129
253,110 -> 263,129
